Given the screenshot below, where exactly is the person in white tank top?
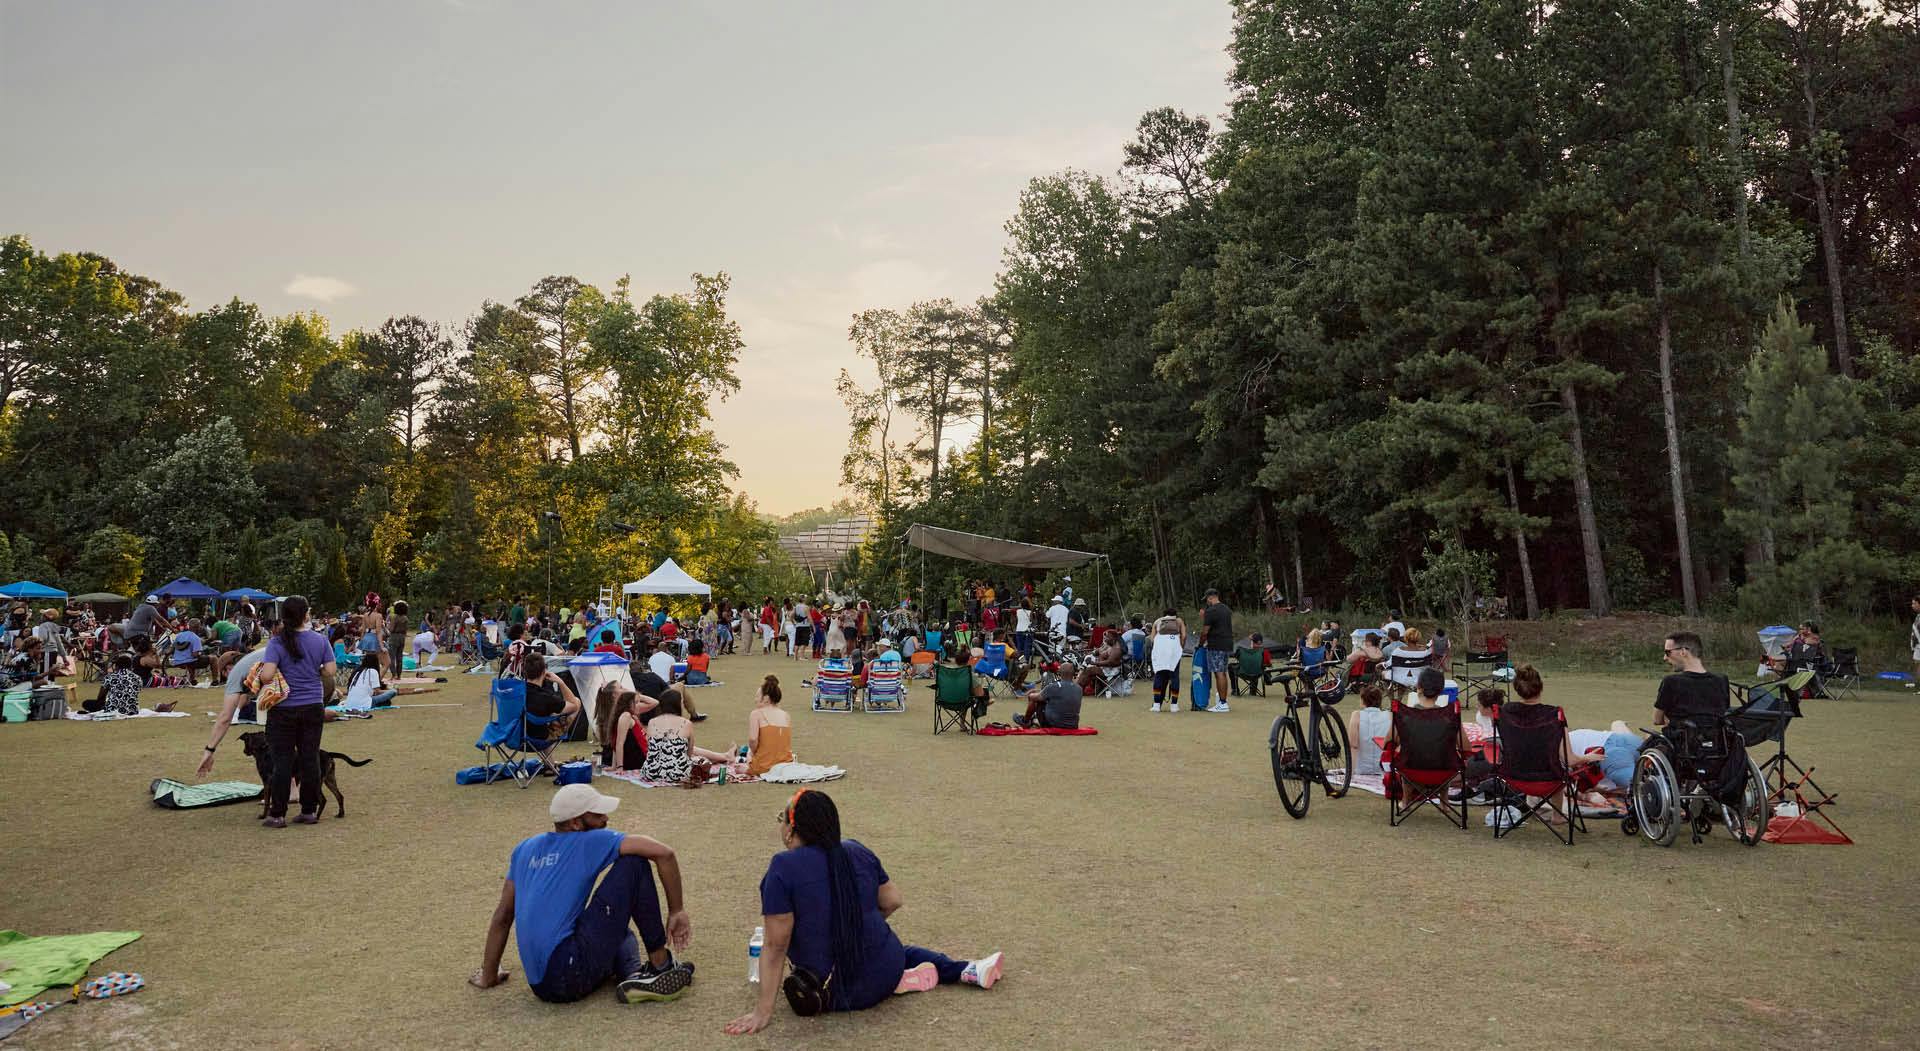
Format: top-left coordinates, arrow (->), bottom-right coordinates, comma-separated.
1148,609 -> 1187,713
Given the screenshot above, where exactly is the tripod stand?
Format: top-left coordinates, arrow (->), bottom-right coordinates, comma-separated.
1730,673 -> 1852,845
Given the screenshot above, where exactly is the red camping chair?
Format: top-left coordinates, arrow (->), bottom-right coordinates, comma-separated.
1491,702 -> 1583,845
1387,701 -> 1468,829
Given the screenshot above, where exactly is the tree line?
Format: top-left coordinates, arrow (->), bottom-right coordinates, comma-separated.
834,0 -> 1918,622
0,240 -> 813,608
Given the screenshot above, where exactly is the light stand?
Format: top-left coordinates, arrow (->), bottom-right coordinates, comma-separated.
541,511 -> 562,615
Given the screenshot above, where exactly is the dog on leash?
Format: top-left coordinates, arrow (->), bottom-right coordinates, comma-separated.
238,731 -> 372,819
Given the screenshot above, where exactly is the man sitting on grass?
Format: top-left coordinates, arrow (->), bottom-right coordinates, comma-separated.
1013,678 -> 1082,730
471,783 -> 695,1004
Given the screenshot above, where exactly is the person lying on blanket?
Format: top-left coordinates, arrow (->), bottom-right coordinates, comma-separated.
471,783 -> 695,1004
1012,679 -> 1082,731
724,789 -> 1002,1036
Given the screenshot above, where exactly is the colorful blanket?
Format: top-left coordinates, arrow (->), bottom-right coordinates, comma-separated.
600,768 -> 762,788
64,708 -> 188,721
977,725 -> 1098,736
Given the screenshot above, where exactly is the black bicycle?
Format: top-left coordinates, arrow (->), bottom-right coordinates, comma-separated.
1268,663 -> 1352,819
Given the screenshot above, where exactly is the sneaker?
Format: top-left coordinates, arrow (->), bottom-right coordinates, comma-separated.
617,962 -> 693,1003
1011,715 -> 1029,729
894,961 -> 940,995
262,816 -> 287,829
960,952 -> 1003,989
1207,703 -> 1231,713
293,812 -> 320,825
1148,703 -> 1161,712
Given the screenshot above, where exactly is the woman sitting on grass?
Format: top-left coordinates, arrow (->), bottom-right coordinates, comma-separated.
746,675 -> 793,777
606,688 -> 657,772
725,789 -> 1002,1036
639,688 -> 735,784
684,638 -> 712,686
1347,684 -> 1391,777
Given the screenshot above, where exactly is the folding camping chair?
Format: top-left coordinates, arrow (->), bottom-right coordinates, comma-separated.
862,664 -> 906,713
931,662 -> 979,735
970,641 -> 1022,700
474,677 -> 563,787
812,659 -> 855,712
1490,702 -> 1583,845
1822,648 -> 1861,701
907,649 -> 938,680
1232,646 -> 1269,697
1387,701 -> 1468,829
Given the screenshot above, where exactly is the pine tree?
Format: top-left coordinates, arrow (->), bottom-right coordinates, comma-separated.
1728,300 -> 1879,612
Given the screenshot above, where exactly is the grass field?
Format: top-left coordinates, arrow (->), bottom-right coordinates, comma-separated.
3,651 -> 1917,1050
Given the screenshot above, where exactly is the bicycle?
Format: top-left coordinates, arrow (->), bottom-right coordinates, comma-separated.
1268,662 -> 1353,819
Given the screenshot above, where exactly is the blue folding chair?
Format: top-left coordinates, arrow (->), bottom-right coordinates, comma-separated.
475,678 -> 564,787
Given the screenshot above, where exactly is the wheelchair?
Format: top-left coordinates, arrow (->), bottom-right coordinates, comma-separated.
1623,714 -> 1769,847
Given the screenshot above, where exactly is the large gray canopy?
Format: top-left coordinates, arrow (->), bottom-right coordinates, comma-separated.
903,524 -> 1100,570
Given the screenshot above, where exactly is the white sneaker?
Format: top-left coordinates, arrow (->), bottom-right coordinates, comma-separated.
1207,703 -> 1230,713
960,951 -> 1003,989
1148,703 -> 1161,712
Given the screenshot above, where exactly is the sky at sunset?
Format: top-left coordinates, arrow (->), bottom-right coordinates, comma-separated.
2,0 -> 1231,513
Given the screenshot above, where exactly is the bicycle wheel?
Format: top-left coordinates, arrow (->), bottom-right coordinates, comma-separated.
1269,712 -> 1311,819
1315,706 -> 1353,799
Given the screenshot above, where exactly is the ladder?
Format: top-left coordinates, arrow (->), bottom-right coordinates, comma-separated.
598,585 -> 616,620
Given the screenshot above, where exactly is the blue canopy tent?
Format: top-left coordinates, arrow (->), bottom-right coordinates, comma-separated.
149,577 -> 221,600
220,587 -> 277,601
0,580 -> 68,600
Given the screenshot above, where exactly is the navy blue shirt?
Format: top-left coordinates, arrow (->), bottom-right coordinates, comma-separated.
759,839 -> 905,1011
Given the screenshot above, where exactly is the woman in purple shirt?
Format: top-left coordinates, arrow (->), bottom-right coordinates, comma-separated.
249,595 -> 337,828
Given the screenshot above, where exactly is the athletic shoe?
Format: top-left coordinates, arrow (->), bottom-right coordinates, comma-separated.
894,961 -> 940,995
1148,703 -> 1161,712
293,812 -> 320,825
1011,715 -> 1029,728
1207,703 -> 1231,713
262,816 -> 287,829
960,952 -> 1003,989
618,961 -> 693,1003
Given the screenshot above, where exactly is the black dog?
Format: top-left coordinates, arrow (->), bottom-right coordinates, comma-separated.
238,731 -> 373,819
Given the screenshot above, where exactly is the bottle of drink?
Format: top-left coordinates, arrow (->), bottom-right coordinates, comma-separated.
747,926 -> 765,983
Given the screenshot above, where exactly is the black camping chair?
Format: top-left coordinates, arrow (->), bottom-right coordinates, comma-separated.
1387,701 -> 1468,829
1490,702 -> 1583,845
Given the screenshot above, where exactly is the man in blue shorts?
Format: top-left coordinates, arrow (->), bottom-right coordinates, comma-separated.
471,783 -> 695,1004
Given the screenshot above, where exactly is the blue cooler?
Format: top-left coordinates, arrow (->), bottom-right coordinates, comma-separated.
554,761 -> 594,786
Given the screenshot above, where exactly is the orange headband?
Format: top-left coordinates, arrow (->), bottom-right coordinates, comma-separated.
784,788 -> 811,825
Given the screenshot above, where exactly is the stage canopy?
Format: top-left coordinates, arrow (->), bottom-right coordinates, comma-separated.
622,558 -> 711,596
902,524 -> 1101,570
150,577 -> 221,600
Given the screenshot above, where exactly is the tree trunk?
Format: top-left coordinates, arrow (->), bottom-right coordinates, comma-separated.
1503,458 -> 1540,620
1253,489 -> 1288,600
1800,39 -> 1852,376
1655,266 -> 1700,616
1148,498 -> 1174,608
1721,19 -> 1748,257
1291,527 -> 1305,609
1560,383 -> 1612,616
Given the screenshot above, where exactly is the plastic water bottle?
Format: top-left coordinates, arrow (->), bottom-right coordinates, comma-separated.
747,926 -> 765,983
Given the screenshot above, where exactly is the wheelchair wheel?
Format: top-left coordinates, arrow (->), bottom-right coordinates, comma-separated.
1631,750 -> 1681,847
1269,713 -> 1311,819
1315,708 -> 1352,799
1726,756 -> 1770,846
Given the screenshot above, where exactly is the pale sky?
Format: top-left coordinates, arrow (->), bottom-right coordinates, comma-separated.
1,0 -> 1231,514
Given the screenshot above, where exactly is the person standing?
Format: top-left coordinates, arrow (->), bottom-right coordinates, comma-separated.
1013,599 -> 1034,659
1908,596 -> 1919,690
388,600 -> 411,676
248,595 -> 337,828
1199,589 -> 1233,713
1148,608 -> 1187,713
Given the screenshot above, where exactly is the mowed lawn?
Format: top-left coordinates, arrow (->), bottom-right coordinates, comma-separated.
2,652 -> 1917,1050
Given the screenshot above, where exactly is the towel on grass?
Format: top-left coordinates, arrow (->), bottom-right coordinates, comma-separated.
976,725 -> 1098,736
758,762 -> 847,782
600,768 -> 763,788
0,931 -> 141,1007
65,709 -> 188,721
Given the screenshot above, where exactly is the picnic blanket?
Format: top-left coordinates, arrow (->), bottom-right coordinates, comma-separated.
64,708 -> 188,721
390,676 -> 449,686
150,779 -> 262,809
758,761 -> 846,783
977,724 -> 1098,736
0,931 -> 141,1007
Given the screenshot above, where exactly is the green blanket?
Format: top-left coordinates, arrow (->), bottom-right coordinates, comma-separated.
0,930 -> 141,1006
150,778 -> 263,809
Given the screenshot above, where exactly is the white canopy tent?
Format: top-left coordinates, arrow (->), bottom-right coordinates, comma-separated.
622,558 -> 712,596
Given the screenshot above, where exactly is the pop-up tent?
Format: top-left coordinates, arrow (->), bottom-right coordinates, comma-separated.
71,591 -> 129,607
221,587 -> 277,602
0,580 -> 67,601
150,577 -> 221,600
622,559 -> 711,596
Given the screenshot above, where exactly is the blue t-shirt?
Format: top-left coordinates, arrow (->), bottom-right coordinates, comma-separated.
262,629 -> 335,707
171,632 -> 203,665
507,828 -> 625,985
759,840 -> 904,1011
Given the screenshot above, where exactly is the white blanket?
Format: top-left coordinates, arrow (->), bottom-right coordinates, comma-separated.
66,708 -> 190,721
758,762 -> 846,784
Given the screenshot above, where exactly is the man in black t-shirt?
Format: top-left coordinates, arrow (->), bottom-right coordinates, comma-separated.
1654,631 -> 1729,727
1200,589 -> 1233,713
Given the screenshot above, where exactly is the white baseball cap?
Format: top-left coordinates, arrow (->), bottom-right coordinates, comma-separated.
550,783 -> 621,823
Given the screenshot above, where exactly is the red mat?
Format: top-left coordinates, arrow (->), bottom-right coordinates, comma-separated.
1762,813 -> 1853,845
977,725 -> 1098,736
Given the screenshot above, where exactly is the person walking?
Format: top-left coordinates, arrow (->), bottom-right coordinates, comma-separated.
1199,589 -> 1233,713
248,595 -> 337,828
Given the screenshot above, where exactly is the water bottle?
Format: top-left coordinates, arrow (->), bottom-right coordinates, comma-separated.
747,926 -> 765,983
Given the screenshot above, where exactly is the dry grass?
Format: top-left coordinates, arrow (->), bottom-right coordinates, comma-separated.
2,651 -> 1917,1050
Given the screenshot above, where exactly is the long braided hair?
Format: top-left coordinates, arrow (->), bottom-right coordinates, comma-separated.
785,789 -> 864,1007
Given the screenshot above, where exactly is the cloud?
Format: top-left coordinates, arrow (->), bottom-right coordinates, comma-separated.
282,274 -> 356,303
